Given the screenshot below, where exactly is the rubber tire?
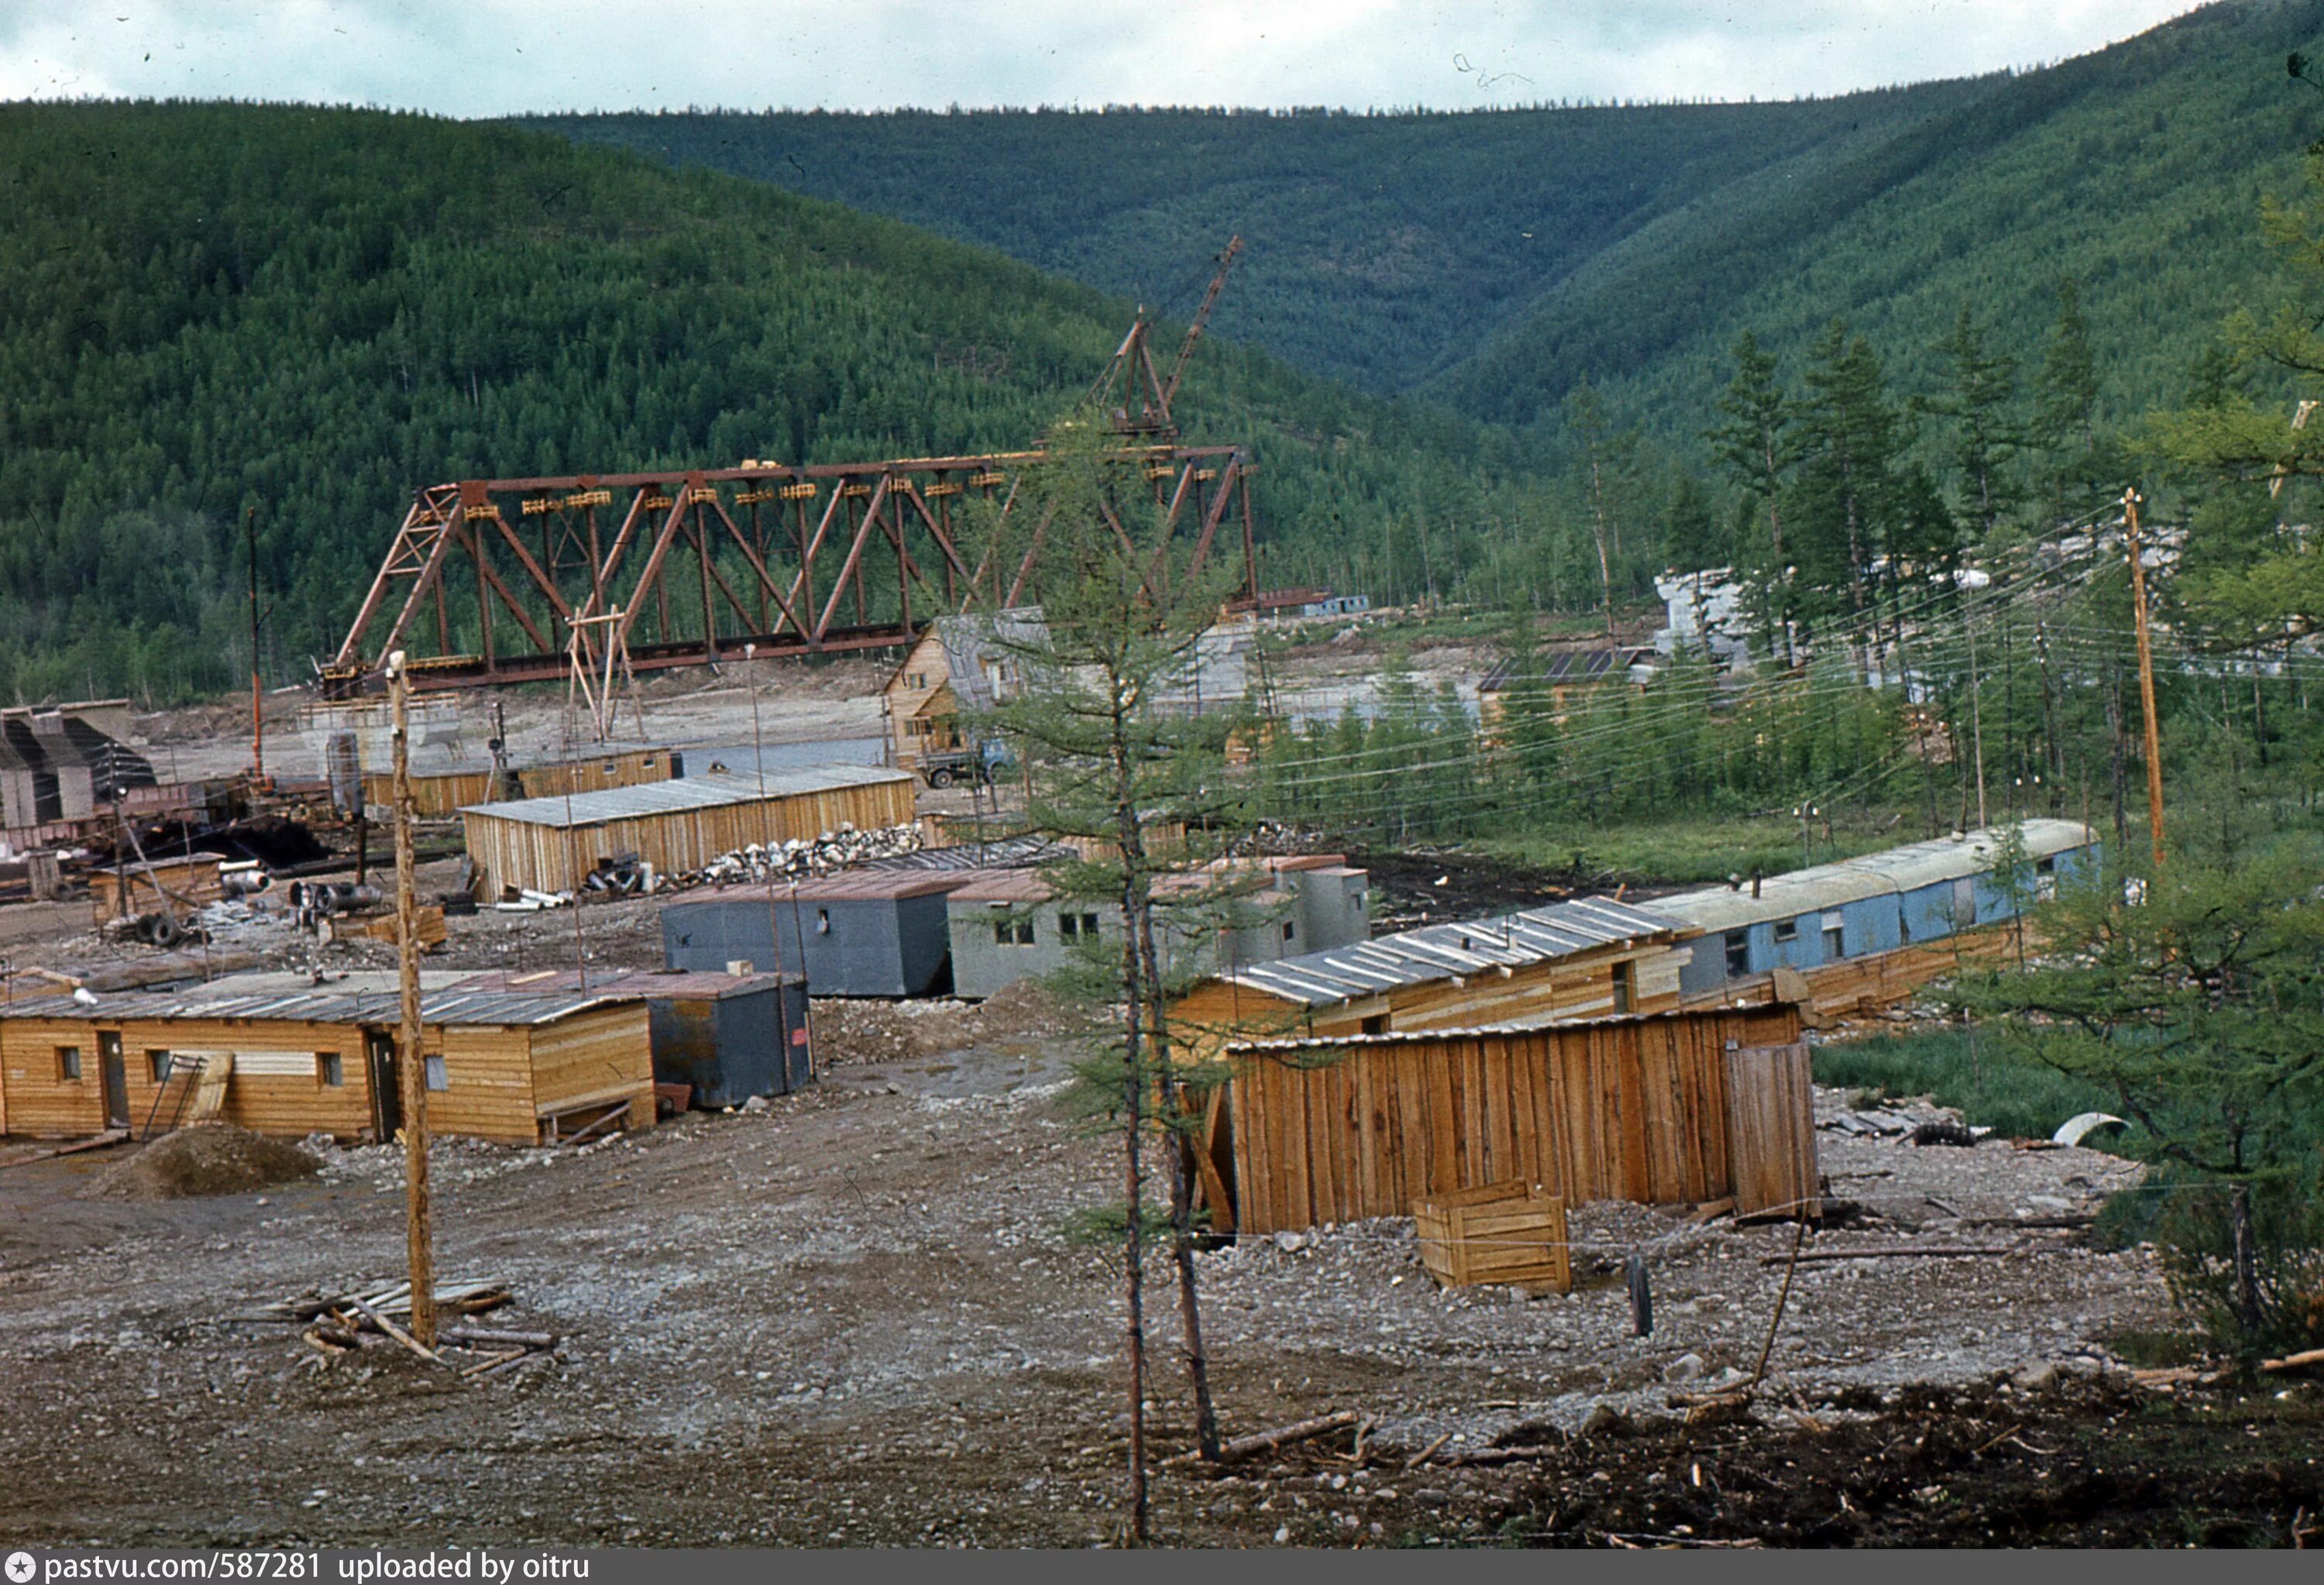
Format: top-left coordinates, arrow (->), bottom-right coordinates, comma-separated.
149,916 -> 185,951
928,767 -> 956,789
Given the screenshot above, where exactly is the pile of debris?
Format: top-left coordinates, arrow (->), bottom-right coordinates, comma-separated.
681,822 -> 924,887
263,1275 -> 558,1380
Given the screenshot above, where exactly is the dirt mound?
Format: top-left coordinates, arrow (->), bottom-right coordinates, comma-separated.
811,984 -> 1085,1065
964,978 -> 1081,1043
82,1125 -> 321,1201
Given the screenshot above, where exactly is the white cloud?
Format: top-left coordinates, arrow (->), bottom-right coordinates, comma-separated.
0,1 -> 2209,115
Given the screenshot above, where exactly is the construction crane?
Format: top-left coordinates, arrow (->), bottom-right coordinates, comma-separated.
1088,235 -> 1243,439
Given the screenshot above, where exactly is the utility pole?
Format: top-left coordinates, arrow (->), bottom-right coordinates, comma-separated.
246,508 -> 264,783
1965,608 -> 1989,830
388,651 -> 437,1349
2123,489 -> 2168,872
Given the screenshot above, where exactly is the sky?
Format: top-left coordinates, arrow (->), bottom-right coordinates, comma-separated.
0,1 -> 2210,116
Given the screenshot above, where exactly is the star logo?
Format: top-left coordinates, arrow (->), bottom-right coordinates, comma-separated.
5,1551 -> 36,1584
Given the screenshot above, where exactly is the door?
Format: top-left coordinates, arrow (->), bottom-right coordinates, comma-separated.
1723,1041 -> 1820,1220
98,1032 -> 129,1130
366,1030 -> 401,1140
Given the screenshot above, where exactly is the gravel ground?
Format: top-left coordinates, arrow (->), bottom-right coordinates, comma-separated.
0,1023 -> 2180,1548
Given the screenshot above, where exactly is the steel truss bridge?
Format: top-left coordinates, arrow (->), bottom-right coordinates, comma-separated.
320,443 -> 1258,698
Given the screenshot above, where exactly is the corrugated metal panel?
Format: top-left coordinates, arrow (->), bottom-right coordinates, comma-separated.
1225,896 -> 1680,1008
458,765 -> 911,827
0,986 -> 631,1027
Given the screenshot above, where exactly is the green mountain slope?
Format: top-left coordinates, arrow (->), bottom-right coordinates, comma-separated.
520,1 -> 2324,446
1428,0 -> 2324,429
522,81 -> 1990,395
0,103 -> 1536,702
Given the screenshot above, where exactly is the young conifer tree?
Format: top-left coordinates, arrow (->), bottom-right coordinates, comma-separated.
961,405 -> 1258,1540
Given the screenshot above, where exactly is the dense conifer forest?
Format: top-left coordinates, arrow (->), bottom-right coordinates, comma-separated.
0,103 -> 1539,701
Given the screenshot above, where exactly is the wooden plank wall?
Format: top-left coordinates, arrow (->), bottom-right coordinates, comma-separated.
1723,1041 -> 1821,1219
366,747 -> 676,819
1170,939 -> 1693,1063
1222,1003 -> 1801,1234
1,1007 -> 654,1143
462,776 -> 916,895
1681,931 -> 2012,1020
524,1005 -> 657,1136
88,857 -> 225,924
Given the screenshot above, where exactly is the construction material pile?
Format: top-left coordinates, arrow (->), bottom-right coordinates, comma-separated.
81,1125 -> 320,1201
682,822 -> 924,888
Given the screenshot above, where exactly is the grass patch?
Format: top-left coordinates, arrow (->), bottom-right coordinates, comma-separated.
1810,1026 -> 2118,1143
1478,813 -> 1923,887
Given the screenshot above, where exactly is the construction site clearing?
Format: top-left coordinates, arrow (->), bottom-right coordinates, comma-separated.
0,656 -> 2312,1547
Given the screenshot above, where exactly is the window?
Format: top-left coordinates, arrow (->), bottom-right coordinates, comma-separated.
1772,918 -> 1798,944
1360,1013 -> 1391,1036
1059,912 -> 1101,943
57,1046 -> 82,1081
1612,960 -> 1637,1015
318,1052 -> 343,1088
146,1050 -> 172,1083
423,1054 -> 448,1092
994,918 -> 1034,947
1724,931 -> 1751,978
1282,920 -> 1297,943
815,908 -> 831,935
1823,923 -> 1847,959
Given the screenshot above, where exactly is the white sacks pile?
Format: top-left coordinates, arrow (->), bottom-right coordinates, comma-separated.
684,821 -> 925,887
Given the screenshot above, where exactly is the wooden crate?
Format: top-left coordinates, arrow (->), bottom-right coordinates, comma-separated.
1412,1181 -> 1571,1294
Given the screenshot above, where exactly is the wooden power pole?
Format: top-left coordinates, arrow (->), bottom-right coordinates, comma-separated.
388,651 -> 437,1348
246,507 -> 265,783
2122,490 -> 2168,873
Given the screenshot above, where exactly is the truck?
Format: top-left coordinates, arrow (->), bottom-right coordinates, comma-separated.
916,738 -> 1013,789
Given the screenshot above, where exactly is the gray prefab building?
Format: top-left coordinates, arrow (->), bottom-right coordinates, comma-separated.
662,872 -> 970,997
640,971 -> 812,1106
947,856 -> 1373,1002
1641,819 -> 2100,997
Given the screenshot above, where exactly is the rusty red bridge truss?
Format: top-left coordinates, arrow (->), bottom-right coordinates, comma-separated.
320,443 -> 1258,698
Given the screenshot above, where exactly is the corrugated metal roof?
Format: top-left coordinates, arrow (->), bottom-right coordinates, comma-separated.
1641,820 -> 2098,933
458,765 -> 911,827
1225,1001 -> 1782,1053
1223,896 -> 1682,1008
449,967 -> 802,998
0,983 -> 636,1027
862,834 -> 1073,872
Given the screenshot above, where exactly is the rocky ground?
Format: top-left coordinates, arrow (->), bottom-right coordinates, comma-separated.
5,1029 -> 2300,1549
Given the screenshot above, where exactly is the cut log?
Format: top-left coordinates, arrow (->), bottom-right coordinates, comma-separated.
2261,1348 -> 2324,1374
1757,1245 -> 2015,1266
438,1325 -> 556,1349
1167,1408 -> 1360,1466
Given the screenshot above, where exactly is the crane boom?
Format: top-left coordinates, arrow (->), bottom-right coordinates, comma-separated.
1160,234 -> 1242,412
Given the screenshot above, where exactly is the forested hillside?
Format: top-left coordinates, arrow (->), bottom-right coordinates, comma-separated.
527,80 -> 1989,396
1432,0 -> 2324,429
524,1 -> 2324,442
0,103 -> 1540,703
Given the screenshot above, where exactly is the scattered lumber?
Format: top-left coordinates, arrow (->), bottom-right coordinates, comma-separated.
1684,1198 -> 1736,1226
1169,1408 -> 1360,1466
2261,1348 -> 2324,1375
1443,1443 -> 1563,1467
270,1274 -> 553,1380
1756,1244 -> 2014,1267
0,1129 -> 129,1169
346,1295 -> 456,1373
1402,1432 -> 1452,1470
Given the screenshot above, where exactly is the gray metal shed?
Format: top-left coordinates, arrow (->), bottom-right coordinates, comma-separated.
661,872 -> 971,997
